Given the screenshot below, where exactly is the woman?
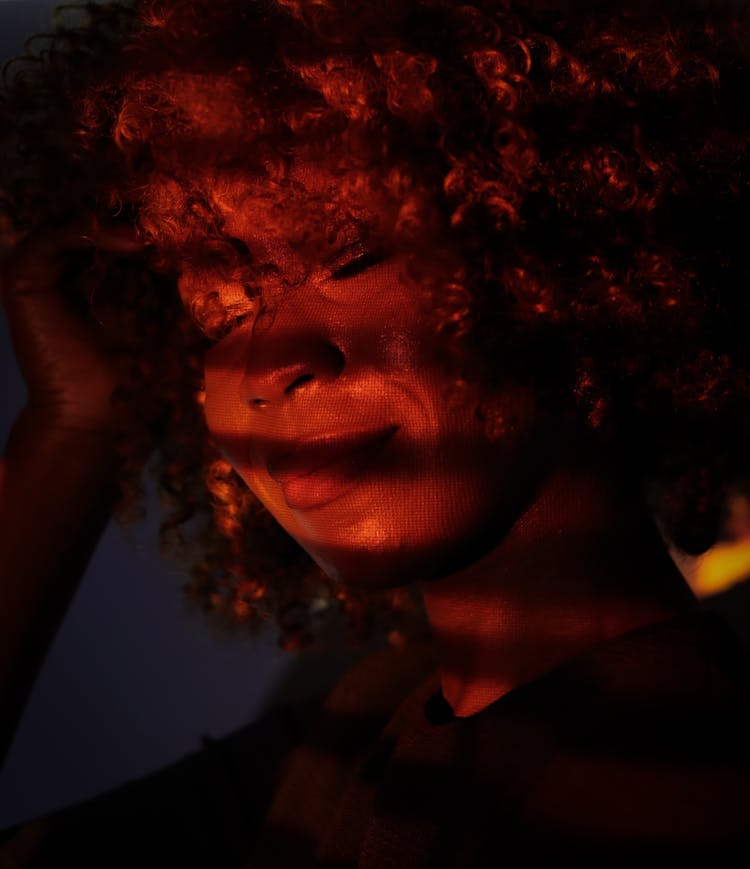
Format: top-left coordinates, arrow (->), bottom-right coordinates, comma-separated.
1,0 -> 749,863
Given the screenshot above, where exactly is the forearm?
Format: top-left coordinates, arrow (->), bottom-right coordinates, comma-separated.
0,406 -> 118,768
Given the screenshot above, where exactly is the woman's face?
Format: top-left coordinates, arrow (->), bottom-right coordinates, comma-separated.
182,167 -> 550,590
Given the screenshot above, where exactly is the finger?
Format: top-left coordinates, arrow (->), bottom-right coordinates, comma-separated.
24,218 -> 145,257
1,219 -> 145,300
78,220 -> 145,255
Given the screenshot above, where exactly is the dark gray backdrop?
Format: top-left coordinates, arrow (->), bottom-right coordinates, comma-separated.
0,1 -> 301,828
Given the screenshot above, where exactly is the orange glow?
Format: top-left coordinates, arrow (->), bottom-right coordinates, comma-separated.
691,542 -> 750,597
675,494 -> 750,597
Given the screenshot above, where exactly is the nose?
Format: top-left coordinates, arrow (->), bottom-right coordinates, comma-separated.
242,303 -> 346,408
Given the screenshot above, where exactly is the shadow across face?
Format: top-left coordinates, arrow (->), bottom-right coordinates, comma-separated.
198,272 -> 552,589
179,164 -> 554,590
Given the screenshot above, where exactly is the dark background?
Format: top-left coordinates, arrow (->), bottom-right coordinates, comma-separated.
1,0 -> 749,831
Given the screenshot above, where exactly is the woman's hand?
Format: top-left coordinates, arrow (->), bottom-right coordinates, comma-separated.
1,218 -> 145,433
0,219 -> 148,769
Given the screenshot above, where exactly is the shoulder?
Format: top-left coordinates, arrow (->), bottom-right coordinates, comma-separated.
507,612 -> 750,857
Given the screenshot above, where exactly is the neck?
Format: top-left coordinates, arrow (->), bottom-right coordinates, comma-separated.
418,453 -> 696,718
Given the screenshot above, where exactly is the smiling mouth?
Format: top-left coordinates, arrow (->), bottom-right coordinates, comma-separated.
268,425 -> 399,511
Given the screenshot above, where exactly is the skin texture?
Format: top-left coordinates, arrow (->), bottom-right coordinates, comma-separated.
0,220 -> 142,766
420,456 -> 696,716
180,160 -> 550,592
193,232 -> 546,591
182,162 -> 696,716
2,220 -> 144,431
195,230 -> 695,717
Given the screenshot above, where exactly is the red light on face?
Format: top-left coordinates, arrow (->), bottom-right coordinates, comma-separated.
192,172 -> 545,590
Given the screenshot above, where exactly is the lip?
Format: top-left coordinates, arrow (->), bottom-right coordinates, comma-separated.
267,424 -> 399,511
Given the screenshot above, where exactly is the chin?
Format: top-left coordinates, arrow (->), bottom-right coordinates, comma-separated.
301,515 -> 506,591
246,465 -> 516,589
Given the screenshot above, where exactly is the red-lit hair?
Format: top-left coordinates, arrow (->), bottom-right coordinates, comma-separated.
2,0 -> 750,648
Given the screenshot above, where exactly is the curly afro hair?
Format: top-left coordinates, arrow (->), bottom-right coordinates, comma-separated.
2,0 -> 750,650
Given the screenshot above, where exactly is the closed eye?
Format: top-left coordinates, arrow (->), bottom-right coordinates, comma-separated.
329,248 -> 385,280
203,310 -> 255,345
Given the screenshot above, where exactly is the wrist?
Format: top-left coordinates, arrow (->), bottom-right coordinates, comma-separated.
20,399 -> 122,442
6,406 -> 120,474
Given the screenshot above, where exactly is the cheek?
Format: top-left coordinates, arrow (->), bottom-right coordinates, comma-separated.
203,347 -> 247,450
203,351 -> 310,534
203,345 -> 276,511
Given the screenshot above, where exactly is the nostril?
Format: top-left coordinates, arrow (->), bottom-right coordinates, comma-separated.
330,344 -> 346,378
284,373 -> 315,394
244,341 -> 345,408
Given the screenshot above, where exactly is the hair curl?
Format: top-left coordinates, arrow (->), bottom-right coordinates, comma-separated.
2,0 -> 750,649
